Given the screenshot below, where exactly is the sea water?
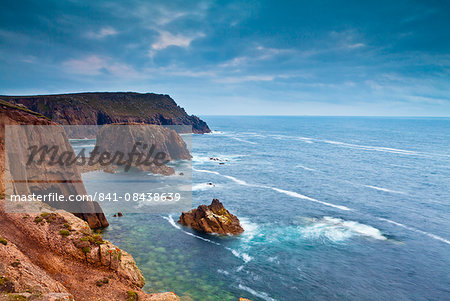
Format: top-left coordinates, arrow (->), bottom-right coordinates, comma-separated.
78,117 -> 450,301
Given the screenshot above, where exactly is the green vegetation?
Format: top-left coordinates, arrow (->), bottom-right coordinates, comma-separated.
34,216 -> 43,223
0,237 -> 7,245
96,278 -> 109,287
11,260 -> 20,267
80,231 -> 104,245
127,291 -> 138,301
59,230 -> 70,237
0,99 -> 50,120
0,276 -> 9,285
7,294 -> 27,301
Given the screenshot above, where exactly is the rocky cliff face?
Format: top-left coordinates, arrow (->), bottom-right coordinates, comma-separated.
1,92 -> 210,135
94,123 -> 191,175
0,100 -> 108,229
0,199 -> 179,301
178,199 -> 244,235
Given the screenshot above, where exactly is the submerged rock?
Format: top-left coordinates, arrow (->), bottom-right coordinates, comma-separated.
178,199 -> 244,235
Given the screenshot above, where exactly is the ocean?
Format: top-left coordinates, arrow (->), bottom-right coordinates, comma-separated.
79,116 -> 450,301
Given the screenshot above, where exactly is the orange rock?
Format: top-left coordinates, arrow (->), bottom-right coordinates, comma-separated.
178,199 -> 244,235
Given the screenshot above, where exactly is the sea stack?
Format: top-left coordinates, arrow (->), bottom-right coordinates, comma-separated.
178,199 -> 244,235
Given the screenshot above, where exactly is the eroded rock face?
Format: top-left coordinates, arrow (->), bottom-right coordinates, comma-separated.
1,92 -> 211,135
0,199 -> 179,301
178,199 -> 244,235
94,123 -> 191,175
0,99 -> 108,229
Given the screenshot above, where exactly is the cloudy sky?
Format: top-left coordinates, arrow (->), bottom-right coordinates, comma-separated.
0,0 -> 449,116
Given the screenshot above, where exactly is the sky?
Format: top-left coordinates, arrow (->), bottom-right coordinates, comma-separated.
0,0 -> 449,116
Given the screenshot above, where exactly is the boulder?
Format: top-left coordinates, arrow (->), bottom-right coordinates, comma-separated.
178,199 -> 244,235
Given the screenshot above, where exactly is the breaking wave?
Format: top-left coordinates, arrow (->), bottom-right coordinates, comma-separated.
300,216 -> 387,242
238,284 -> 278,301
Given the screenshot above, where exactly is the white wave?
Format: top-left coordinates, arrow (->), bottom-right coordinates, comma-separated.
193,168 -> 252,186
296,137 -> 314,144
232,137 -> 257,145
192,155 -> 213,164
296,164 -> 315,171
192,183 -> 217,191
222,174 -> 250,186
238,284 -> 278,301
193,168 -> 221,176
165,215 -> 255,262
270,187 -> 352,211
72,144 -> 96,148
322,139 -> 421,156
69,138 -> 95,141
163,215 -> 221,246
241,132 -> 266,138
301,217 -> 387,242
206,130 -> 227,135
236,265 -> 244,272
192,154 -> 247,164
226,248 -> 253,263
240,217 -> 259,234
193,168 -> 350,211
267,256 -> 279,264
217,269 -> 230,275
363,185 -> 406,195
377,218 -> 450,245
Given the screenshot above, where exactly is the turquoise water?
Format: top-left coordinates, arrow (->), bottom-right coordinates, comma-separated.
88,117 -> 449,300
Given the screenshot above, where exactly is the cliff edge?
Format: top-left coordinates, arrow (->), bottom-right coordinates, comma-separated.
1,92 -> 210,135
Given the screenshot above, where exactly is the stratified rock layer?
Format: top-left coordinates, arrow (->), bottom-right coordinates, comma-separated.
0,99 -> 108,229
1,92 -> 210,135
95,123 -> 191,175
0,199 -> 179,301
178,199 -> 244,235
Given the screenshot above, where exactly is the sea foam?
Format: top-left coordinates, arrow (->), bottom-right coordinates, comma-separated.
301,216 -> 387,242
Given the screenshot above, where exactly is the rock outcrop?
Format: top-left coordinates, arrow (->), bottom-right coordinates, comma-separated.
1,92 -> 210,135
0,99 -> 108,229
178,199 -> 244,235
94,123 -> 191,175
0,199 -> 179,301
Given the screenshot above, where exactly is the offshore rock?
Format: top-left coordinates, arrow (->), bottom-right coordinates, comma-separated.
178,199 -> 244,235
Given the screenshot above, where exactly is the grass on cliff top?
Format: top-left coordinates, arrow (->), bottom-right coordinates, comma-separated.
0,93 -> 187,119
0,99 -> 50,120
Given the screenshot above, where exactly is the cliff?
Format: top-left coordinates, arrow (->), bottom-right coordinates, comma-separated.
1,92 -> 210,135
94,123 -> 191,175
0,199 -> 179,301
0,99 -> 108,229
0,100 -> 179,300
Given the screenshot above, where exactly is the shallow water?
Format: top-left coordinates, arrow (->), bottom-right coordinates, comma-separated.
84,116 -> 450,301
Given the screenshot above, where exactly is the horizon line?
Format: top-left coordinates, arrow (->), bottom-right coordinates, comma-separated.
199,115 -> 450,118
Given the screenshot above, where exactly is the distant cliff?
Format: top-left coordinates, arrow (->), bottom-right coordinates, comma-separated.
1,92 -> 210,134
